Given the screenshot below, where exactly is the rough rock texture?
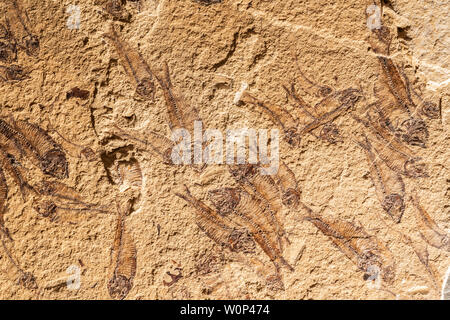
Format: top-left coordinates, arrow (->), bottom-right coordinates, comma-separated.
0,0 -> 448,300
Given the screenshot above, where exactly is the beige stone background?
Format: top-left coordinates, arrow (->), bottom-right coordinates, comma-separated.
0,0 -> 448,299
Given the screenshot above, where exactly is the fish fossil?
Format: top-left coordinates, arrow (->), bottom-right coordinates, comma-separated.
304,212 -> 395,283
0,166 -> 10,240
356,135 -> 405,223
9,119 -> 69,179
108,200 -> 137,300
104,24 -> 155,100
411,193 -> 450,252
353,114 -> 428,178
208,187 -> 293,272
109,124 -> 176,164
1,237 -> 38,290
274,161 -> 301,208
103,0 -> 131,21
0,18 -> 18,64
239,74 -> 361,146
33,179 -> 110,222
368,23 -> 432,147
156,62 -> 202,134
0,145 -> 34,200
6,0 -> 39,57
0,64 -> 29,82
229,164 -> 283,216
239,91 -> 302,147
176,185 -> 255,254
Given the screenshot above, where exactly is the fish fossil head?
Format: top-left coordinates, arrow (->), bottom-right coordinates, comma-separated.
135,78 -> 155,100
107,274 -> 132,300
18,272 -> 38,290
229,229 -> 255,253
381,265 -> 396,284
33,200 -> 57,221
4,64 -> 27,81
265,273 -> 285,292
420,101 -> 440,120
207,188 -> 240,216
284,127 -> 301,147
320,123 -> 341,144
81,147 -> 96,162
360,255 -> 395,284
383,194 -> 405,223
404,158 -> 428,178
42,149 -> 69,179
399,117 -> 429,148
37,180 -> 54,195
338,88 -> 362,107
318,86 -> 333,97
23,35 -> 39,57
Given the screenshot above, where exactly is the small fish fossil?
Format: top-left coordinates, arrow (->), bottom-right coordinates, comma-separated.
283,61 -> 362,143
356,135 -> 405,223
376,211 -> 441,292
229,164 -> 283,216
176,185 -> 255,253
108,200 -> 137,300
109,124 -> 176,164
32,199 -> 108,223
0,237 -> 38,290
368,24 -> 433,147
0,40 -> 17,64
195,252 -> 226,276
353,114 -> 428,178
0,64 -> 29,82
297,88 -> 362,138
402,233 -> 440,290
239,91 -> 302,147
373,71 -> 429,148
33,180 -> 110,222
304,212 -> 395,283
273,161 -> 301,208
239,71 -> 361,146
0,18 -> 18,64
103,0 -> 131,21
8,119 -> 69,179
208,187 -> 292,272
411,193 -> 450,252
6,0 -> 39,57
156,62 -> 202,134
0,146 -> 34,200
104,24 -> 155,100
46,122 -> 96,162
411,88 -> 441,120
